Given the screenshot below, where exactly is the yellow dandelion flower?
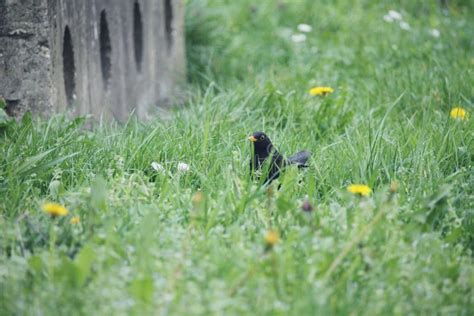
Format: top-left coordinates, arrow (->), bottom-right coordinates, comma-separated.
264,230 -> 280,248
450,107 -> 467,120
347,184 -> 372,197
42,202 -> 68,217
309,86 -> 334,96
70,216 -> 80,224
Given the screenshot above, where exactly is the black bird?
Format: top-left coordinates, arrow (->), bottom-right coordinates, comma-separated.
248,131 -> 310,185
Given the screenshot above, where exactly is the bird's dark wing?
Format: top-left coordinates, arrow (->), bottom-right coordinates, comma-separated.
287,150 -> 311,168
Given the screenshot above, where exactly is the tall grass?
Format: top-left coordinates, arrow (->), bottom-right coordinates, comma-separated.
1,0 -> 473,314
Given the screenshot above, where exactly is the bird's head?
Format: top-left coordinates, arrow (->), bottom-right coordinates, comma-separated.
248,131 -> 272,152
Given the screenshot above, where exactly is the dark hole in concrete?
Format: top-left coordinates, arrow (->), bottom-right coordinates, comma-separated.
164,0 -> 173,51
5,99 -> 20,117
62,25 -> 76,106
133,1 -> 144,71
99,10 -> 112,88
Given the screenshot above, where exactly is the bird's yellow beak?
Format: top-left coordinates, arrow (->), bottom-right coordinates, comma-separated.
248,135 -> 257,142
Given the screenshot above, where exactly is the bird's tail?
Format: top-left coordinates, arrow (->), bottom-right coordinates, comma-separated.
287,151 -> 311,167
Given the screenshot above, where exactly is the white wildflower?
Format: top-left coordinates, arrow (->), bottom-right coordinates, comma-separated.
430,28 -> 440,38
297,23 -> 312,33
291,33 -> 306,43
383,15 -> 394,23
399,21 -> 410,31
177,162 -> 190,172
388,10 -> 403,21
151,161 -> 165,173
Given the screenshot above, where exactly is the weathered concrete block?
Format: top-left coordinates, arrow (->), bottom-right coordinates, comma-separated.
0,0 -> 186,120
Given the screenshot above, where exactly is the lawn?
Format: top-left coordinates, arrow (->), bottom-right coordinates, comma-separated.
1,0 -> 473,315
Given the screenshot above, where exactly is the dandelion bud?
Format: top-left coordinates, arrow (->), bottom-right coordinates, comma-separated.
192,191 -> 204,209
264,230 -> 280,249
388,181 -> 399,202
266,186 -> 274,198
390,181 -> 399,193
70,216 -> 80,224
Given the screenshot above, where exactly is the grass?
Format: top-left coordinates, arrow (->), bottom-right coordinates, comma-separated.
1,0 -> 474,314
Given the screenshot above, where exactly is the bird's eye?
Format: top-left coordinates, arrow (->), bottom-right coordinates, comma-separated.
260,135 -> 265,140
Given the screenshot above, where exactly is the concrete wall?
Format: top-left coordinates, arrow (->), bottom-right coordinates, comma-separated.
0,0 -> 53,117
0,0 -> 185,120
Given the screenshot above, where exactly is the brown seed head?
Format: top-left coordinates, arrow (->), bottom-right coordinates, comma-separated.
301,199 -> 314,213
